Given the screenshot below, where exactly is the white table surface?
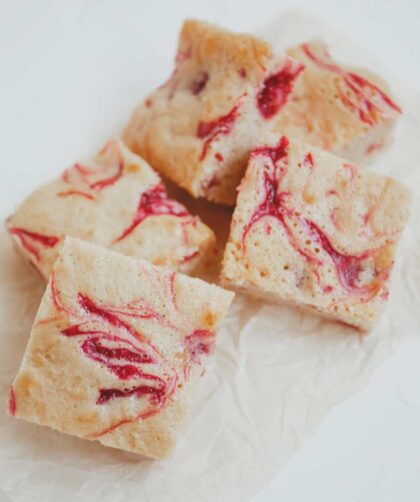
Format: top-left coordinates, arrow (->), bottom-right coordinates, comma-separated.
1,1 -> 419,501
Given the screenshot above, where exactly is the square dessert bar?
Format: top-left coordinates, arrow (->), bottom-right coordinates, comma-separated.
6,138 -> 215,279
8,238 -> 234,458
221,134 -> 411,330
123,19 -> 305,205
278,39 -> 401,162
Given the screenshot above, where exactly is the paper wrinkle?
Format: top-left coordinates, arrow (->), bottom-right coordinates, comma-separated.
1,10 -> 420,502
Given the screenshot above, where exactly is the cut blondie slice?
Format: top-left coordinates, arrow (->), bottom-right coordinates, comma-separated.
221,134 -> 411,330
123,19 -> 304,205
8,238 -> 234,458
6,138 -> 215,279
278,39 -> 401,162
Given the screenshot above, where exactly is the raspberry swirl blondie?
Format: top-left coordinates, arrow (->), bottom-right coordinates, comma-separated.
8,238 -> 234,458
279,39 -> 401,162
124,19 -> 304,205
7,138 -> 215,278
221,134 -> 411,330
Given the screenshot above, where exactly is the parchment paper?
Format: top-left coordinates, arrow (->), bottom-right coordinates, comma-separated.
1,11 -> 420,502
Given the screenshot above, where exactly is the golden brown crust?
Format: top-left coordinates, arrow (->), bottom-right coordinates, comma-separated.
179,19 -> 273,81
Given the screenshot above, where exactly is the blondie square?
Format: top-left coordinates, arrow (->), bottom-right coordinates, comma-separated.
123,19 -> 304,205
7,138 -> 215,278
278,39 -> 401,162
221,134 -> 411,330
8,238 -> 234,458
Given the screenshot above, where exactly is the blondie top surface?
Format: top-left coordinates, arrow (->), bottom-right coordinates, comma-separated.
221,134 -> 411,330
9,238 -> 234,458
276,39 -> 401,160
7,138 -> 215,279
